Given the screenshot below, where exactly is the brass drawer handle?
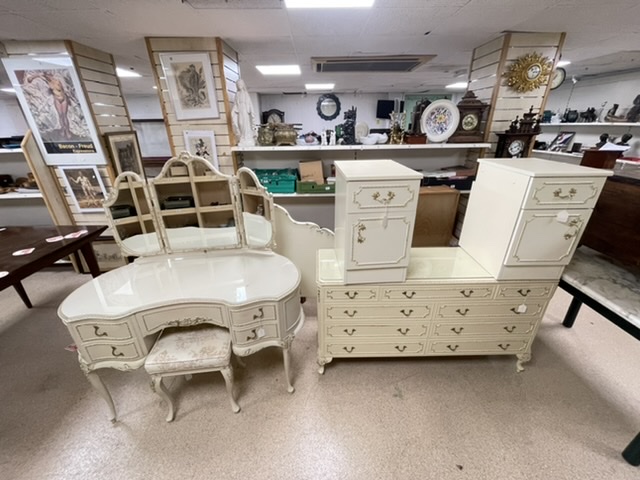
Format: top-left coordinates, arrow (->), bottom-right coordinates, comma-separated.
451,327 -> 464,335
395,345 -> 407,352
510,307 -> 523,315
400,309 -> 413,317
397,328 -> 410,335
246,329 -> 258,341
504,326 -> 517,333
344,328 -> 356,336
553,187 -> 577,199
498,343 -> 511,351
94,326 -> 108,337
460,289 -> 474,298
356,223 -> 366,244
372,190 -> 396,205
111,346 -> 124,357
345,291 -> 358,299
403,291 -> 416,299
456,308 -> 469,316
344,310 -> 357,318
447,344 -> 459,352
253,307 -> 264,319
343,346 -> 355,353
517,289 -> 531,297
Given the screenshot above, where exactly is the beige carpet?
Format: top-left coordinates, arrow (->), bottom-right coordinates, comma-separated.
1,268 -> 639,480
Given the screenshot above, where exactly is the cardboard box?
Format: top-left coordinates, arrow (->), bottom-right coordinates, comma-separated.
299,160 -> 324,185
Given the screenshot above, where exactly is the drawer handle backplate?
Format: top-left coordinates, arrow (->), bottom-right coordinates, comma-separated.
451,327 -> 464,335
498,343 -> 511,351
456,308 -> 469,316
253,307 -> 264,320
94,326 -> 108,337
246,329 -> 258,341
345,291 -> 359,299
460,289 -> 474,298
111,346 -> 124,357
395,345 -> 407,352
510,307 -> 523,315
397,328 -> 410,335
343,346 -> 355,353
356,223 -> 366,244
344,328 -> 356,336
504,326 -> 516,333
400,309 -> 413,317
372,191 -> 396,205
403,291 -> 416,299
447,344 -> 459,352
344,310 -> 357,318
553,187 -> 577,199
517,289 -> 531,297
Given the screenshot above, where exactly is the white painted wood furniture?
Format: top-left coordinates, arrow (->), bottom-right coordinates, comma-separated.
58,250 -> 303,422
334,159 -> 422,284
144,325 -> 240,422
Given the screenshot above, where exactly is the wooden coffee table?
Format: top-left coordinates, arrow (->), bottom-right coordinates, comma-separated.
0,225 -> 107,308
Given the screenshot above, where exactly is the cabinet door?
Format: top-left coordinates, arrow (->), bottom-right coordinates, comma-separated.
346,213 -> 413,269
505,209 -> 592,266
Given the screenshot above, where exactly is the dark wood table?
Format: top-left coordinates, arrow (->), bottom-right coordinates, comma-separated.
0,225 -> 107,308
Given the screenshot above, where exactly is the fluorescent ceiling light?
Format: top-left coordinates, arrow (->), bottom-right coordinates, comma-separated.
1,88 -> 16,94
285,0 -> 374,7
557,60 -> 571,67
445,82 -> 468,90
116,67 -> 141,78
305,83 -> 335,90
256,65 -> 301,75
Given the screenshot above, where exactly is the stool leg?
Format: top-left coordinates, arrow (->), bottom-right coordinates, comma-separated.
283,347 -> 295,394
220,366 -> 241,413
151,376 -> 175,422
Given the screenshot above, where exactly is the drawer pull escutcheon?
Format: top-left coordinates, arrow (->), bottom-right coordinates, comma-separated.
553,187 -> 577,199
372,191 -> 396,205
400,309 -> 413,317
344,328 -> 356,336
397,328 -> 410,335
451,327 -> 464,334
504,326 -> 517,333
111,346 -> 124,357
345,291 -> 358,299
94,326 -> 108,337
456,308 -> 469,316
356,223 -> 366,244
395,345 -> 407,352
498,343 -> 511,351
246,329 -> 258,341
343,346 -> 355,353
460,289 -> 474,298
517,289 -> 531,297
403,291 -> 416,299
253,308 -> 264,319
447,344 -> 459,352
344,310 -> 357,318
510,307 -> 523,315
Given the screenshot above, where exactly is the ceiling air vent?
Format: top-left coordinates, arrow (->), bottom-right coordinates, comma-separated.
312,55 -> 435,73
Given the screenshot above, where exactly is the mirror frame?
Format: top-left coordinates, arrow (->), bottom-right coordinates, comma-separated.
316,93 -> 341,121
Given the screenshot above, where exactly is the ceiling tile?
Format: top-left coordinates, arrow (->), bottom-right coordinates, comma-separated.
362,7 -> 461,36
286,10 -> 369,37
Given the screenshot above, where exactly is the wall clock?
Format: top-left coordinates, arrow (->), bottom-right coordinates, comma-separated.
261,109 -> 285,125
550,67 -> 566,90
504,52 -> 553,93
448,90 -> 490,143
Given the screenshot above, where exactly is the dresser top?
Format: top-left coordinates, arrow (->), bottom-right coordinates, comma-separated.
318,247 -> 493,285
479,157 -> 614,178
58,251 -> 300,322
335,159 -> 423,181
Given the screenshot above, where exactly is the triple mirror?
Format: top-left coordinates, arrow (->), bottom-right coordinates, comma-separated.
104,152 -> 275,257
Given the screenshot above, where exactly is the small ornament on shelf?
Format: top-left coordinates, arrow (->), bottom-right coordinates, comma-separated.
389,111 -> 406,145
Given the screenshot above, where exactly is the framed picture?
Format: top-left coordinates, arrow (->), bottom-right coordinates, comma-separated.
548,131 -> 576,152
105,131 -> 145,176
1,56 -> 106,166
159,52 -> 219,120
59,166 -> 107,212
183,130 -> 219,170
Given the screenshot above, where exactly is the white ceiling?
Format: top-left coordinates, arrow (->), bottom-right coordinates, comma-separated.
0,0 -> 639,97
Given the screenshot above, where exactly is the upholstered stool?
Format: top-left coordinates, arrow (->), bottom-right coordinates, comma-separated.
144,325 -> 240,422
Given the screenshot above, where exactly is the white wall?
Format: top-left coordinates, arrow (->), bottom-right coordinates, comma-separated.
0,97 -> 28,138
125,94 -> 163,119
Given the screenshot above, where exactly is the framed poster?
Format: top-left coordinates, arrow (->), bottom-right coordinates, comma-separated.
1,56 -> 106,166
159,52 -> 219,120
92,240 -> 127,271
105,131 -> 145,177
548,131 -> 576,152
183,130 -> 219,170
59,166 -> 107,212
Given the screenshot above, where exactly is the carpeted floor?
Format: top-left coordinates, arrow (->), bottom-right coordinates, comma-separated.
1,268 -> 639,479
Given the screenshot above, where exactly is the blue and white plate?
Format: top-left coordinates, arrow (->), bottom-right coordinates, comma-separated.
420,99 -> 460,143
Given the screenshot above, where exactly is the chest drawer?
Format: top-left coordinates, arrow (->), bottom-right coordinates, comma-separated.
74,321 -> 133,342
383,285 -> 495,301
325,341 -> 426,357
326,305 -> 431,321
432,321 -> 537,338
325,323 -> 428,338
523,177 -> 606,210
347,181 -> 419,212
137,304 -> 226,334
495,283 -> 556,300
435,301 -> 546,320
230,304 -> 277,326
428,339 -> 530,355
322,287 -> 378,302
83,342 -> 142,362
232,321 -> 279,346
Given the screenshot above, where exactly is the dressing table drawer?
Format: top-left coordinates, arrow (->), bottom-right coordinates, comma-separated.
325,322 -> 428,338
74,321 -> 133,342
523,177 -> 606,209
346,182 -> 419,212
137,304 -> 226,333
322,287 -> 378,302
232,321 -> 279,346
382,285 -> 495,301
83,342 -> 142,362
435,301 -> 546,320
432,321 -> 537,338
326,341 -> 426,357
325,305 -> 431,320
428,339 -> 530,355
495,283 -> 555,300
229,304 -> 277,326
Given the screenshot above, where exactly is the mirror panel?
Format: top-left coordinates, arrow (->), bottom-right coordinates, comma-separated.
237,167 -> 275,249
150,152 -> 242,253
104,172 -> 164,257
316,93 -> 341,121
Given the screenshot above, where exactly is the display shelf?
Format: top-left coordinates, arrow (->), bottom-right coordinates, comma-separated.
273,192 -> 336,199
0,148 -> 23,154
540,122 -> 640,128
0,191 -> 44,200
532,149 -> 582,159
232,143 -> 491,153
160,207 -> 197,216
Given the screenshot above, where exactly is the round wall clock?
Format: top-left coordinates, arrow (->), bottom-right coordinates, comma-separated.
508,139 -> 525,156
420,99 -> 460,143
504,52 -> 553,93
550,67 -> 566,90
261,109 -> 285,125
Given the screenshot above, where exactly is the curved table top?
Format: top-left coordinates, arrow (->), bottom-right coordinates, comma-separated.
58,250 -> 300,322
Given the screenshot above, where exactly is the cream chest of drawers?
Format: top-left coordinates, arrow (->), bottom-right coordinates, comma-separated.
333,159 -> 422,284
317,248 -> 556,373
459,158 -> 612,280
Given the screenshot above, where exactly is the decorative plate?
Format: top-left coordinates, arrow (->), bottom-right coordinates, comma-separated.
355,122 -> 370,140
420,99 -> 460,143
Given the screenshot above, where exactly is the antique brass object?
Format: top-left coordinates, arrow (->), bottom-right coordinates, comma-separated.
504,52 -> 553,93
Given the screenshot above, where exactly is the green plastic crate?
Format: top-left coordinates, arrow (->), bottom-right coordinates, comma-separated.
253,168 -> 298,193
296,181 -> 335,194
